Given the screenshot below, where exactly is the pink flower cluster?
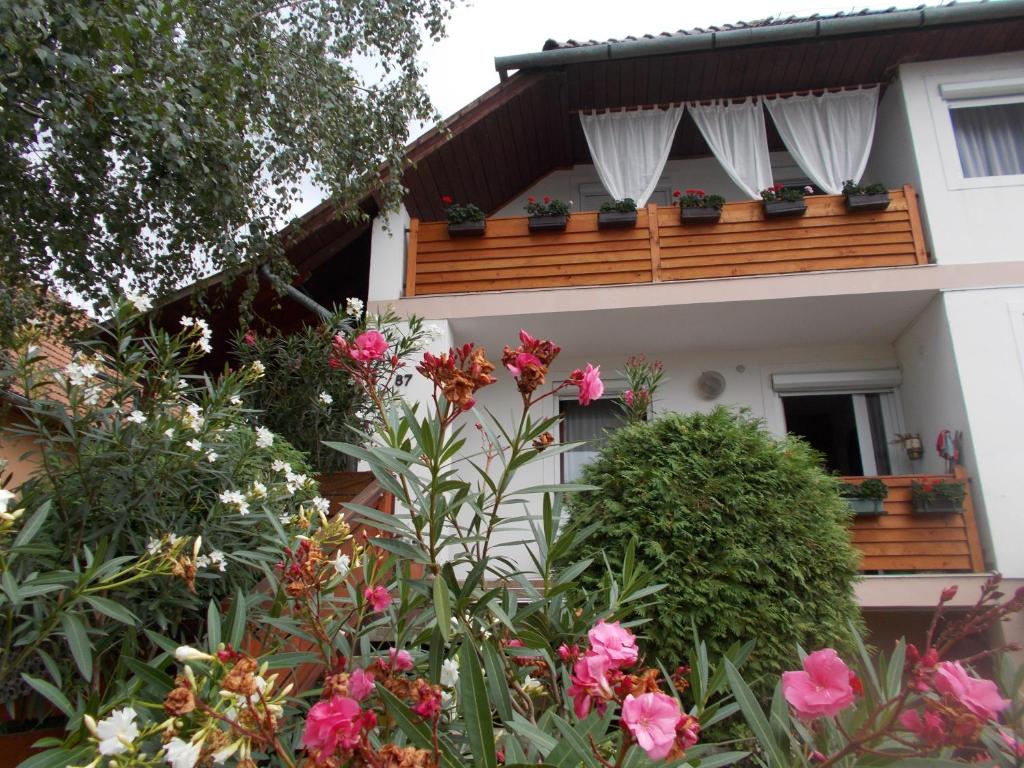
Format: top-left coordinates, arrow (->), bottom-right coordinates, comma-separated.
363,585 -> 392,613
569,363 -> 604,406
330,330 -> 389,367
303,696 -> 377,764
782,649 -> 858,719
566,621 -> 693,762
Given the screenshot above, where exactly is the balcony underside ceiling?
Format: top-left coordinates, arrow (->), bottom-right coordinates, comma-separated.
400,15 -> 1024,222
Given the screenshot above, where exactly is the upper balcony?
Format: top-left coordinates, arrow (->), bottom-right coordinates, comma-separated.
404,186 -> 927,297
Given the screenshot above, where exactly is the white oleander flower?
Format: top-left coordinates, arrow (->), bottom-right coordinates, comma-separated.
184,403 -> 204,432
206,450 -> 219,463
250,360 -> 265,377
333,552 -> 350,578
229,395 -> 242,406
0,489 -> 16,515
197,550 -> 227,572
64,358 -> 98,387
441,658 -> 459,688
272,459 -> 291,473
175,378 -> 188,391
425,324 -> 443,340
126,410 -> 146,424
126,292 -> 152,312
95,707 -> 140,756
212,739 -> 242,765
318,391 -> 333,405
255,427 -> 273,448
345,297 -> 364,317
164,428 -> 175,438
164,736 -> 201,768
249,481 -> 267,499
278,513 -> 294,525
146,537 -> 162,555
219,490 -> 249,515
186,439 -> 202,451
309,497 -> 330,515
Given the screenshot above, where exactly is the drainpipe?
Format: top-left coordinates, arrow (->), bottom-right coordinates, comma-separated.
259,265 -> 333,321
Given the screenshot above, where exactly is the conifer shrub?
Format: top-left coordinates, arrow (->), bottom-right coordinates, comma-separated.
564,407 -> 862,693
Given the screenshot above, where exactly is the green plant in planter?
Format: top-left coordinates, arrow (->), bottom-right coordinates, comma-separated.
674,188 -> 726,209
760,183 -> 812,203
599,198 -> 638,213
524,194 -> 571,217
842,179 -> 888,196
441,194 -> 484,224
839,478 -> 889,500
911,478 -> 966,511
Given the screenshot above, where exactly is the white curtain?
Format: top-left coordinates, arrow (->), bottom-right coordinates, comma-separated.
579,106 -> 684,206
688,98 -> 773,200
764,86 -> 880,195
950,102 -> 1024,178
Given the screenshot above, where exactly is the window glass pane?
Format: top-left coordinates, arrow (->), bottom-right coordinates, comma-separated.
949,103 -> 1024,178
865,393 -> 892,476
560,398 -> 626,482
782,394 -> 863,475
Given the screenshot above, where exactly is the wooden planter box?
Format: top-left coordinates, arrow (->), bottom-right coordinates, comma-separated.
845,192 -> 891,212
845,497 -> 885,516
680,207 -> 722,224
527,214 -> 568,233
597,210 -> 637,229
763,200 -> 807,218
913,498 -> 964,515
447,220 -> 485,238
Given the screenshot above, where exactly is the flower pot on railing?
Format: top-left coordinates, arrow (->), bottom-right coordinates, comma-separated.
845,192 -> 891,212
528,214 -> 568,233
680,207 -> 722,224
674,190 -> 725,224
845,497 -> 886,516
763,200 -> 807,219
910,480 -> 965,515
913,498 -> 964,515
447,220 -> 486,238
597,210 -> 637,229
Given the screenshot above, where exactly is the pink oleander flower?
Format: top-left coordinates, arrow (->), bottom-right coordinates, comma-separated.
567,652 -> 614,719
782,649 -> 856,719
303,696 -> 365,763
899,709 -> 947,746
505,351 -> 541,378
588,620 -> 638,668
348,668 -> 375,701
388,648 -> 414,672
624,389 -> 634,406
243,329 -> 257,346
622,692 -> 682,761
558,643 -> 580,663
675,712 -> 700,751
571,364 -> 604,406
933,661 -> 1010,721
348,330 -> 389,362
364,585 -> 392,613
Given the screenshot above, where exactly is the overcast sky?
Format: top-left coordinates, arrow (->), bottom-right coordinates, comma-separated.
294,0 -> 944,215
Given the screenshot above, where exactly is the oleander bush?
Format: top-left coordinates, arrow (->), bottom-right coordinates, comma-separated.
564,406 -> 862,695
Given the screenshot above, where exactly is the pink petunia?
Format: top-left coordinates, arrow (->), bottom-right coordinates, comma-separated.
933,661 -> 1010,721
781,649 -> 856,719
621,692 -> 682,761
588,620 -> 638,668
303,696 -> 365,763
348,668 -> 375,701
363,585 -> 392,613
570,364 -> 604,406
388,647 -> 414,672
348,330 -> 389,362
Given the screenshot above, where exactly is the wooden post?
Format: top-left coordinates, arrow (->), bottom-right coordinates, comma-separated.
956,465 -> 986,572
647,202 -> 662,282
903,185 -> 929,265
404,218 -> 419,297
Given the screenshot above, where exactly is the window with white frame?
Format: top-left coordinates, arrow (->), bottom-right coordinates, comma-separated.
934,76 -> 1024,187
559,397 -> 627,483
772,370 -> 906,476
577,180 -> 671,211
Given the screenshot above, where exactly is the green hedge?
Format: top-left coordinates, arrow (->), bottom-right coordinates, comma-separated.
564,407 -> 862,693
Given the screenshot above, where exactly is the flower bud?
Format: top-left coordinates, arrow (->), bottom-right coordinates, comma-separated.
940,585 -> 958,602
83,714 -> 98,737
175,645 -> 214,662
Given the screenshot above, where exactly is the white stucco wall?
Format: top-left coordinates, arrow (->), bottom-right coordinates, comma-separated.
944,287 -> 1024,578
368,204 -> 410,303
896,52 -> 1024,265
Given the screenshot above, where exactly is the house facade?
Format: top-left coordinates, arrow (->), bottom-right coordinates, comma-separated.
229,3 -> 1024,645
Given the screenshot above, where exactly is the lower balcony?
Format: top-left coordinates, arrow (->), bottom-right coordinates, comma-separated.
844,468 -> 985,573
405,186 -> 928,297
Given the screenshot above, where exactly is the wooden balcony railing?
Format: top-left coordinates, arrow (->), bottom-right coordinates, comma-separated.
845,468 -> 984,573
404,185 -> 928,296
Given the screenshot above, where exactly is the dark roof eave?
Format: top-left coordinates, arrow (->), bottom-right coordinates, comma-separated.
494,0 -> 1024,75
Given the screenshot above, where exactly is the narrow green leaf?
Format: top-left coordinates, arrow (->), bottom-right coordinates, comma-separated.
885,640 -> 906,699
459,642 -> 497,768
21,675 -> 73,718
122,657 -> 174,694
724,659 -> 787,768
377,685 -> 460,768
85,596 -> 138,626
550,715 -> 601,768
15,745 -> 92,768
481,639 -> 514,722
12,501 -> 50,549
227,589 -> 247,646
433,577 -> 450,642
506,715 -> 558,755
691,751 -> 752,767
60,613 -> 92,681
207,600 -> 221,651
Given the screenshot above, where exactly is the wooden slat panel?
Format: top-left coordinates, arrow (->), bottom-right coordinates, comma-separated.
844,473 -> 983,574
406,189 -> 925,295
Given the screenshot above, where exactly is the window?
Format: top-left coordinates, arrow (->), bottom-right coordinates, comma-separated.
949,102 -> 1024,178
577,181 -> 671,211
781,393 -> 892,476
559,398 -> 626,482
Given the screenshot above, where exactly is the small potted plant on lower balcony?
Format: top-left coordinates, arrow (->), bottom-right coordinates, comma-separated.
598,197 -> 638,229
442,195 -> 486,237
760,183 -> 810,218
839,478 -> 889,516
525,194 -> 571,232
911,478 -> 966,514
842,179 -> 891,212
675,188 -> 726,223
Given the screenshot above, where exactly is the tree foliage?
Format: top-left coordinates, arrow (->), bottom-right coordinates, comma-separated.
564,407 -> 862,694
0,0 -> 453,337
